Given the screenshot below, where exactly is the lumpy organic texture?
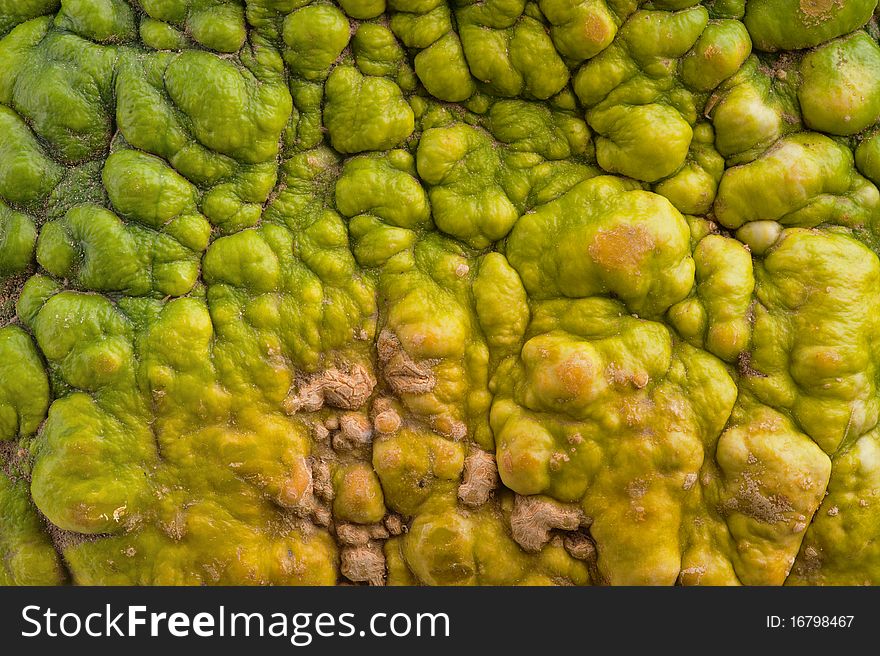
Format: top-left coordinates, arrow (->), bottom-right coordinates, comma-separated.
2,1 -> 880,587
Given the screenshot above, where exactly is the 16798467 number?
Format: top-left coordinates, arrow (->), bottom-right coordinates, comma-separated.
767,616 -> 854,629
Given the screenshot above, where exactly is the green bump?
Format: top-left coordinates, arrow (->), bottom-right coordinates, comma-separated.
353,23 -> 406,79
187,3 -> 246,53
282,4 -> 350,81
203,229 -> 280,293
744,0 -> 876,51
538,0 -> 621,62
508,16 -> 570,100
390,3 -> 451,49
747,229 -> 880,454
139,18 -> 188,50
505,175 -> 694,317
339,0 -> 386,19
592,104 -> 692,182
0,0 -> 60,38
488,99 -> 584,161
0,325 -> 49,440
53,0 -> 136,43
165,50 -> 292,164
413,32 -> 475,102
103,150 -> 197,226
856,131 -> 880,185
37,203 -> 203,297
335,151 -> 431,229
0,472 -> 66,585
799,32 -> 880,136
0,202 -> 37,279
1,26 -> 117,164
668,234 -> 754,362
324,66 -> 415,154
417,123 -> 519,248
138,0 -> 187,23
681,19 -> 752,91
715,132 -> 877,230
0,106 -> 63,205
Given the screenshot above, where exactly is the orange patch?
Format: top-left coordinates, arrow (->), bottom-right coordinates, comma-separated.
799,0 -> 842,20
583,13 -> 613,47
556,354 -> 596,397
588,223 -> 655,272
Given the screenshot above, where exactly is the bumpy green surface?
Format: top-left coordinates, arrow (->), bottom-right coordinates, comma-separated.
2,0 -> 880,587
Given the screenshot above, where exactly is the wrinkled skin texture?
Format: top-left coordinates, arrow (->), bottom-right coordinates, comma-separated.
2,0 -> 880,587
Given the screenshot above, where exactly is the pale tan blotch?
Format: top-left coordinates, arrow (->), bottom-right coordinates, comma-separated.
332,411 -> 373,451
323,365 -> 376,409
384,513 -> 405,536
312,505 -> 332,527
313,422 -> 331,442
282,380 -> 324,413
274,455 -> 315,516
368,523 -> 390,541
458,448 -> 499,508
341,543 -> 386,585
440,418 -> 468,441
341,411 -> 372,442
282,364 -> 376,414
377,330 -> 436,395
311,460 -> 334,501
159,510 -> 187,542
371,397 -> 402,435
563,530 -> 597,562
510,495 -> 586,553
335,522 -> 390,546
335,523 -> 372,546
